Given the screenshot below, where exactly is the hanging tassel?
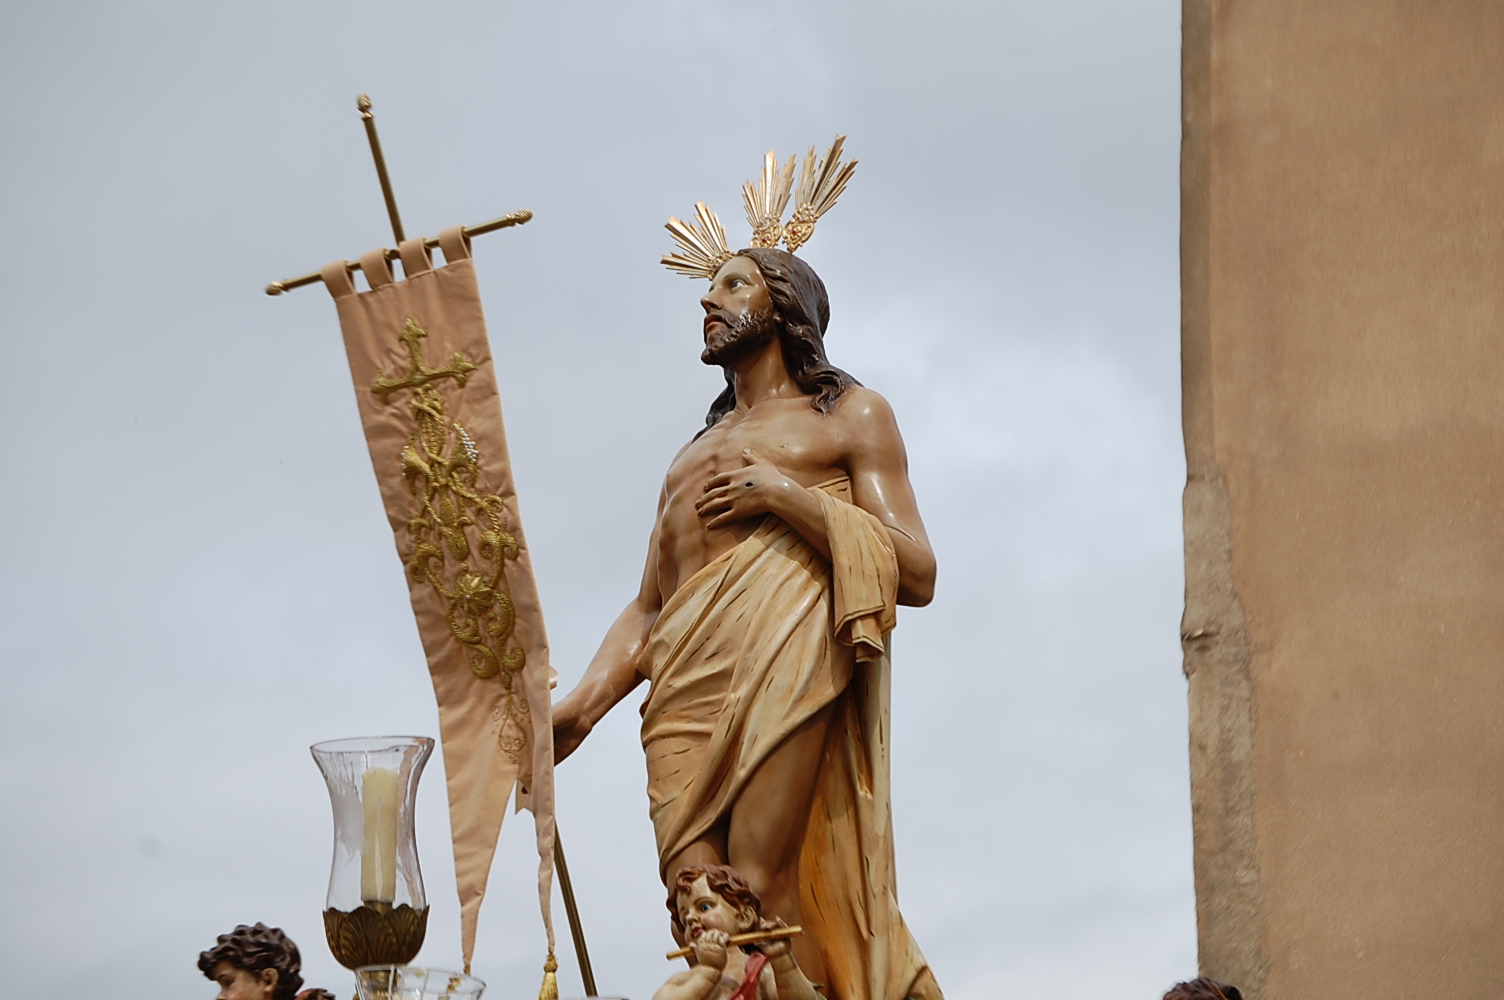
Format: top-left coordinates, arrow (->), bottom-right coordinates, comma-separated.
537,952 -> 559,1000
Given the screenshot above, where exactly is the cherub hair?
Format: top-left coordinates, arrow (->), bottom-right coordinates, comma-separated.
197,923 -> 333,1000
666,864 -> 763,936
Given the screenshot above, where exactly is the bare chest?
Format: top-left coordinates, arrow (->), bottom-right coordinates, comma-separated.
653,401 -> 849,596
667,404 -> 847,498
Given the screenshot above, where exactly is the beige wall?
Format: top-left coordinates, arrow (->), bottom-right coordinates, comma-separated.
1181,2 -> 1504,997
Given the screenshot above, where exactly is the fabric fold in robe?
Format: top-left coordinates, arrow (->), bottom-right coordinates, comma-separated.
322,227 -> 555,971
640,476 -> 934,1000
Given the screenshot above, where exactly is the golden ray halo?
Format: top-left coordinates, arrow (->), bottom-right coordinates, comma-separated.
660,136 -> 856,280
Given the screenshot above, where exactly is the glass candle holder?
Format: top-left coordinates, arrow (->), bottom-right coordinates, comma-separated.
355,965 -> 486,1000
312,736 -> 435,969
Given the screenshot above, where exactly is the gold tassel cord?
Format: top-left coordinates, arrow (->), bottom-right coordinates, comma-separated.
538,953 -> 559,1000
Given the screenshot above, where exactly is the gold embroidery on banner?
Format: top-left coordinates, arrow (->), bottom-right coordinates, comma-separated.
492,696 -> 531,765
372,318 -> 478,401
371,318 -> 530,762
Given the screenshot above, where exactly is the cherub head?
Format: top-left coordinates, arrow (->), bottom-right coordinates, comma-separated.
667,863 -> 762,943
1164,978 -> 1243,1000
197,923 -> 331,1000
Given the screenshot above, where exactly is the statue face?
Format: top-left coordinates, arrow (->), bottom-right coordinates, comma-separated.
700,256 -> 776,366
676,874 -> 757,940
209,961 -> 277,1000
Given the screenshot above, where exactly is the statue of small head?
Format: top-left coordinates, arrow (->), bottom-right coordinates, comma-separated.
197,922 -> 334,1000
667,863 -> 763,942
1164,977 -> 1244,1000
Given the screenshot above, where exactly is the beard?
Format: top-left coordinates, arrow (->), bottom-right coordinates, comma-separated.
701,306 -> 779,367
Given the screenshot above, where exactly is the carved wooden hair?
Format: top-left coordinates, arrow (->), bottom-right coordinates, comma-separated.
666,864 -> 763,934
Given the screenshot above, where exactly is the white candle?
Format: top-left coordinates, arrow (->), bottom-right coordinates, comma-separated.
361,767 -> 400,904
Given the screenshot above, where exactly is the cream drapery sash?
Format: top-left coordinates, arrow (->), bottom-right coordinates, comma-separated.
322,227 -> 554,971
639,478 -> 933,1000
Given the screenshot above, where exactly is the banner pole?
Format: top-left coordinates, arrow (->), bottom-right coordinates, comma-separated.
356,93 -> 406,245
290,93 -> 581,984
264,210 -> 532,295
553,827 -> 598,996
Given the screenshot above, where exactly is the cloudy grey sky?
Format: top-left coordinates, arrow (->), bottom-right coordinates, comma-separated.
0,2 -> 1186,998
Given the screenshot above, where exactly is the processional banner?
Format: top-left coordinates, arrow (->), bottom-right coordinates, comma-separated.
322,229 -> 554,971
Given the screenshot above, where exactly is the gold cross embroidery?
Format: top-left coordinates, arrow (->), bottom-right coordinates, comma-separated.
371,318 -> 477,402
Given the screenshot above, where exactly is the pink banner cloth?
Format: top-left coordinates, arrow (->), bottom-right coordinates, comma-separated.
322,228 -> 555,971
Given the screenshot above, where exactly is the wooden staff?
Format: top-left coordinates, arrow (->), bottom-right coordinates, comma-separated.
666,925 -> 803,961
553,828 -> 597,996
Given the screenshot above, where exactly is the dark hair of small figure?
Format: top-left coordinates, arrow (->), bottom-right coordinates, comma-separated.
1164,977 -> 1244,1000
197,923 -> 334,1000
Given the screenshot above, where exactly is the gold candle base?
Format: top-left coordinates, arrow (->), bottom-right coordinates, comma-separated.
323,901 -> 430,969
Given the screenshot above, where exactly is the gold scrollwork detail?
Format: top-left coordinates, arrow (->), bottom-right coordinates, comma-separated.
492,691 -> 531,766
372,318 -> 530,762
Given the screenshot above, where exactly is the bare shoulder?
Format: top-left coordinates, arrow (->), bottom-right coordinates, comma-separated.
830,386 -> 904,450
833,384 -> 895,422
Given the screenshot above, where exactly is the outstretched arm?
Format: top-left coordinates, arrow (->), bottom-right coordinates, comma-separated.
552,487 -> 665,763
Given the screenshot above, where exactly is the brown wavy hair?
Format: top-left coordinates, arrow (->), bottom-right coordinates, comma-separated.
701,249 -> 859,432
1164,977 -> 1243,1000
197,923 -> 331,1000
666,863 -> 762,935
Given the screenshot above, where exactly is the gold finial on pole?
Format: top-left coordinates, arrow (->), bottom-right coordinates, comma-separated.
263,96 -> 537,295
357,92 -> 406,245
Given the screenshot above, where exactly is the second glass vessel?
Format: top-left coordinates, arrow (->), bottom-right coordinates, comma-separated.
311,735 -> 434,970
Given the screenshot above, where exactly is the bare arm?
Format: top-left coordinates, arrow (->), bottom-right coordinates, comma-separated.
840,389 -> 936,606
653,932 -> 730,1000
552,487 -> 665,763
653,967 -> 721,1000
695,389 -> 936,606
755,920 -> 820,1000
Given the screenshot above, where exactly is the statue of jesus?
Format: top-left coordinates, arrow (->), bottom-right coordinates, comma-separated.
554,150 -> 943,1000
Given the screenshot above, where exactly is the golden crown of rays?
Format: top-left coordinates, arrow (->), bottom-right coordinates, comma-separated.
661,136 -> 857,280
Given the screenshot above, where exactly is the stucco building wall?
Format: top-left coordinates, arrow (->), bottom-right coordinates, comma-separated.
1181,3 -> 1504,997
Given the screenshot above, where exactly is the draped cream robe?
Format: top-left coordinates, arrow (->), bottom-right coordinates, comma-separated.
640,478 -> 935,1000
